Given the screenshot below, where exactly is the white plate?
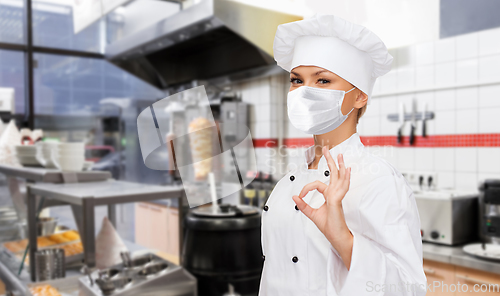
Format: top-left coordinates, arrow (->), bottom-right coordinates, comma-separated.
463,243 -> 500,262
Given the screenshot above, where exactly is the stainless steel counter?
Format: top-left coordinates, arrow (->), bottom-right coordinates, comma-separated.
0,239 -> 153,296
423,242 -> 500,274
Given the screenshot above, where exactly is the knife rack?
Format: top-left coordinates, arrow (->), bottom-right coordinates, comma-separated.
387,111 -> 434,122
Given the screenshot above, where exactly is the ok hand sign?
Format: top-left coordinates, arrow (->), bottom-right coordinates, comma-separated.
292,146 -> 353,255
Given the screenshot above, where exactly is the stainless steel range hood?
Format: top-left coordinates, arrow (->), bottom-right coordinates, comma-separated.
105,0 -> 301,89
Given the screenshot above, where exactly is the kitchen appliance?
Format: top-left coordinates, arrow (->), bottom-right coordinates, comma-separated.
462,243 -> 500,261
182,204 -> 262,296
414,190 -> 478,245
105,0 -> 301,88
478,179 -> 500,244
79,253 -> 197,296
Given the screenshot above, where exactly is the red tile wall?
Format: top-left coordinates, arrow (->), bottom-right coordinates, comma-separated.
253,134 -> 500,148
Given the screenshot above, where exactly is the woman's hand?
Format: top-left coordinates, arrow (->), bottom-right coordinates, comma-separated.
292,146 -> 354,269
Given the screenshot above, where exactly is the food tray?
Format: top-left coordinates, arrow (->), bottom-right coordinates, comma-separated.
28,275 -> 81,296
2,230 -> 84,266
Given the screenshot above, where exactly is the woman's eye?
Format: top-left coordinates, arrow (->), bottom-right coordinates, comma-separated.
317,79 -> 330,84
290,78 -> 302,84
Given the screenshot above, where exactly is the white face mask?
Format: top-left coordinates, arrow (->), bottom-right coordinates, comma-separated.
287,85 -> 356,135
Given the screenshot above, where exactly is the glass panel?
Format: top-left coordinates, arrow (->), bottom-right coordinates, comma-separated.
33,0 -> 100,53
0,49 -> 24,114
32,1 -> 124,53
0,0 -> 24,44
34,53 -> 163,115
33,53 -> 165,183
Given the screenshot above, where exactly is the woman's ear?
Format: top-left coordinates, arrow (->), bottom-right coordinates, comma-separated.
354,90 -> 368,109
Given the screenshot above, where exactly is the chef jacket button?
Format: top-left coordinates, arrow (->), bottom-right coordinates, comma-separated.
292,256 -> 299,263
295,205 -> 299,211
324,170 -> 330,177
264,205 -> 269,211
262,255 -> 265,261
290,175 -> 295,181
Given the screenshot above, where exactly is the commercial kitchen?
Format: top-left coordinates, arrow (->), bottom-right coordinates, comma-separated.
0,0 -> 499,295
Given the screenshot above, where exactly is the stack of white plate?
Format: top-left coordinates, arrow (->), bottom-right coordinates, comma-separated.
15,145 -> 41,166
52,142 -> 85,172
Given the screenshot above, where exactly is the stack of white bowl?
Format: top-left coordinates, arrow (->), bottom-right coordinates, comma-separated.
51,142 -> 85,171
35,141 -> 58,168
15,145 -> 41,166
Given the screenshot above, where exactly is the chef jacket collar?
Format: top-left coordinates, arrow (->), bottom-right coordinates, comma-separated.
301,133 -> 364,172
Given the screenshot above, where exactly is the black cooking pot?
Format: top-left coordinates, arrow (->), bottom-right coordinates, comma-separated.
182,204 -> 262,296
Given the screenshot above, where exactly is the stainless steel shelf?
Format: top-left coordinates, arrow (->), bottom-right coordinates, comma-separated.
27,181 -> 185,282
423,242 -> 500,275
28,180 -> 184,206
0,164 -> 111,183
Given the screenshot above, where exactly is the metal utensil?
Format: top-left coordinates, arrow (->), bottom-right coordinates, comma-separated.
120,251 -> 132,268
223,283 -> 241,296
410,98 -> 417,145
36,217 -> 58,236
81,265 -> 94,286
35,248 -> 65,281
397,103 -> 404,144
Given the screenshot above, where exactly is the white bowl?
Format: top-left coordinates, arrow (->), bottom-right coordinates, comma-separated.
52,155 -> 85,171
58,142 -> 85,150
55,150 -> 85,158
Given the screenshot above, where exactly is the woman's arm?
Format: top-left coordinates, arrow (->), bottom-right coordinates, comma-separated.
326,203 -> 353,270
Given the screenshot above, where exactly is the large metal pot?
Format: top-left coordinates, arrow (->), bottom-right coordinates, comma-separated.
182,204 -> 262,296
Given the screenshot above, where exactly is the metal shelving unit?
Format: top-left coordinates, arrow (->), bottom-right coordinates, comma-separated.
26,180 -> 185,281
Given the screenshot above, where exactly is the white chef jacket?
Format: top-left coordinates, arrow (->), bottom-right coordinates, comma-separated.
258,133 -> 427,296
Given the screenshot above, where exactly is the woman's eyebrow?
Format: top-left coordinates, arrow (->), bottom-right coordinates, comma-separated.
314,70 -> 331,76
291,70 -> 332,77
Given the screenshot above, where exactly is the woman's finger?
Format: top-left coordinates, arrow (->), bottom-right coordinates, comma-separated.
338,154 -> 346,181
322,146 -> 338,182
298,180 -> 327,198
342,167 -> 351,190
292,194 -> 316,220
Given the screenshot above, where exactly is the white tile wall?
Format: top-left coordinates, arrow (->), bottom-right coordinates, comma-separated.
415,65 -> 434,89
435,61 -> 456,87
455,148 -> 477,173
479,108 -> 500,133
456,87 -> 478,109
455,108 -> 478,134
455,172 -> 478,190
416,41 -> 435,65
456,32 -> 478,60
434,148 -> 455,171
434,89 -> 455,111
415,148 -> 434,171
435,37 -> 456,63
479,55 -> 500,82
456,59 -> 478,84
478,28 -> 500,56
479,84 -> 500,107
477,148 -> 500,173
434,110 -> 456,134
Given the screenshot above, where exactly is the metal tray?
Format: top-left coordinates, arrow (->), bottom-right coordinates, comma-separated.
2,231 -> 84,267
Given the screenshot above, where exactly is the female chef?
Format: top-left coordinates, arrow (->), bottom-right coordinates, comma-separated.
258,14 -> 427,296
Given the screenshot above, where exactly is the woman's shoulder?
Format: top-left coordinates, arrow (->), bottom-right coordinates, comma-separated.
353,148 -> 408,188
